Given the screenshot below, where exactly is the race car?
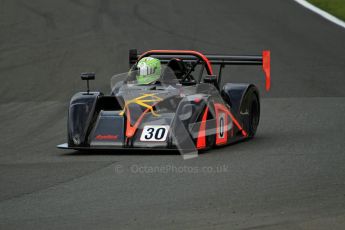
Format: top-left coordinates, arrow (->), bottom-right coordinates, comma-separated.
57,49 -> 270,158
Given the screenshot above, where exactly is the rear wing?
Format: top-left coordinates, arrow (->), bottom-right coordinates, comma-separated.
129,49 -> 271,91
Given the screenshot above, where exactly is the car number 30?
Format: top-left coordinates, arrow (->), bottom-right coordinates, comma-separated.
140,125 -> 170,142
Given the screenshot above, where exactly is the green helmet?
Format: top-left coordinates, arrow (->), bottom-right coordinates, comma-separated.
136,57 -> 161,85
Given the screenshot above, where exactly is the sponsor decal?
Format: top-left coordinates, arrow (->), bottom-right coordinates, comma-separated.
96,134 -> 118,141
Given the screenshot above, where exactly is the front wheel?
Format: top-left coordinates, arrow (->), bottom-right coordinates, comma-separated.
240,86 -> 260,138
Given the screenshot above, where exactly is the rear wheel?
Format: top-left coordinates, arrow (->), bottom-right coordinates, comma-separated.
240,86 -> 260,138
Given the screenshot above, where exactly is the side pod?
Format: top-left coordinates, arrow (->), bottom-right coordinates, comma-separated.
67,92 -> 101,147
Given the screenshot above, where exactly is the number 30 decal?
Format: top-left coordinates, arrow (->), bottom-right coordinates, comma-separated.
140,125 -> 170,142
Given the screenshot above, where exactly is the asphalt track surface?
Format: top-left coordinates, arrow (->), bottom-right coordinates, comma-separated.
1,0 -> 345,229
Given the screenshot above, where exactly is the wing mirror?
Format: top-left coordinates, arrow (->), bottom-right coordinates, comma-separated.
81,72 -> 95,80
203,75 -> 217,84
80,72 -> 95,94
203,75 -> 219,89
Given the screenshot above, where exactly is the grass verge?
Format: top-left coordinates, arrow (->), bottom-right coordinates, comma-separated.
307,0 -> 345,21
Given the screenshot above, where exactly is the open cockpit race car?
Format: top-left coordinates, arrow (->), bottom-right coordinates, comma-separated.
57,49 -> 270,159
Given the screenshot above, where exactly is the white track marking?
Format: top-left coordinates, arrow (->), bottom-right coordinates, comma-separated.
293,0 -> 345,29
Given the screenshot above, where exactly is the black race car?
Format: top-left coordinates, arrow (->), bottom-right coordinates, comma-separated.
57,49 -> 270,158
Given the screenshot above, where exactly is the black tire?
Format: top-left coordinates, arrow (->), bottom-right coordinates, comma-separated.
239,86 -> 260,138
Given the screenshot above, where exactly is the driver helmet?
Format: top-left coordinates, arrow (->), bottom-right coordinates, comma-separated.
136,57 -> 161,84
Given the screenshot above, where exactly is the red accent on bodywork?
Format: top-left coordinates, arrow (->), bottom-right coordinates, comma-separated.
214,104 -> 228,145
139,50 -> 214,75
125,106 -> 150,138
214,103 -> 248,138
96,135 -> 118,140
196,106 -> 209,149
228,110 -> 248,137
262,50 -> 271,91
125,100 -> 162,138
194,97 -> 201,103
